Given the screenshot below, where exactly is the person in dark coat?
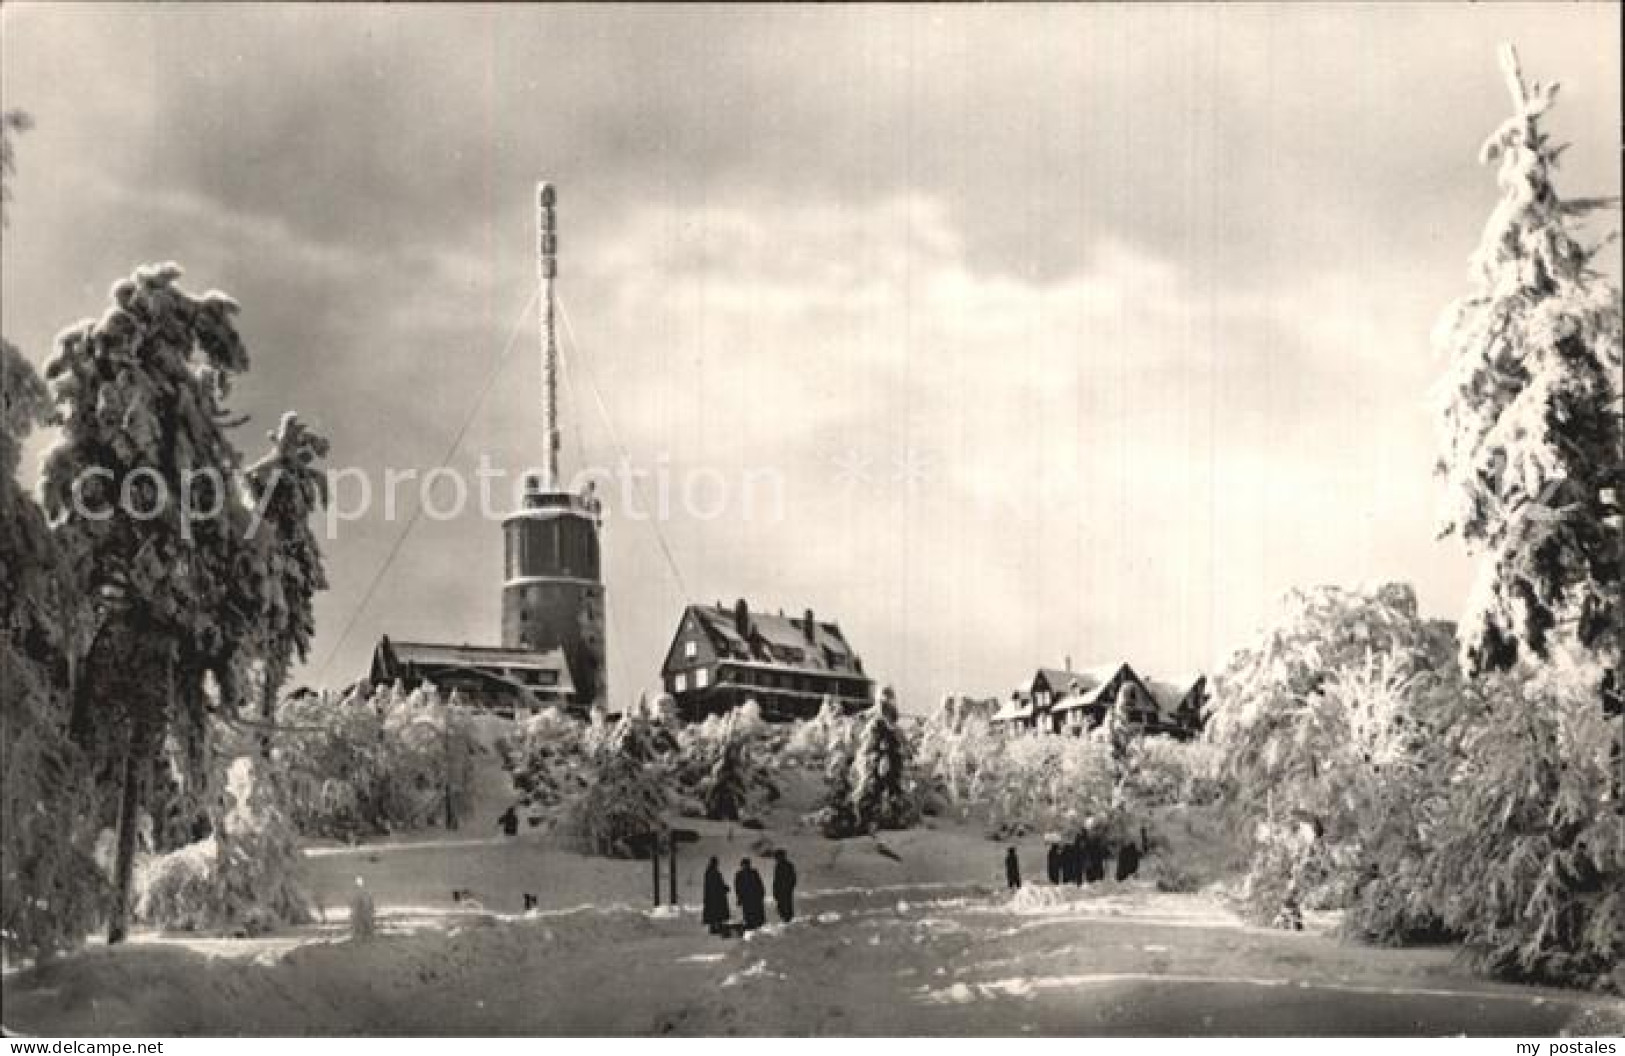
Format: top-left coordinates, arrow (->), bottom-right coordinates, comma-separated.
1004,847 -> 1022,890
1115,835 -> 1142,882
735,858 -> 766,931
702,857 -> 731,936
771,849 -> 798,923
497,805 -> 519,837
1045,843 -> 1061,885
1082,827 -> 1107,883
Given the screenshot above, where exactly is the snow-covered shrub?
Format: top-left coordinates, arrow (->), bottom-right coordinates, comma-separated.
912,706 -> 999,811
554,712 -> 669,858
783,696 -> 855,768
506,703 -> 683,849
274,686 -> 386,838
1122,738 -> 1221,809
985,730 -> 1115,839
1143,853 -> 1204,894
504,706 -> 590,817
1208,582 -> 1458,923
137,840 -> 218,932
1352,659 -> 1622,988
383,687 -> 482,830
674,703 -> 777,821
273,683 -> 480,839
137,755 -> 311,934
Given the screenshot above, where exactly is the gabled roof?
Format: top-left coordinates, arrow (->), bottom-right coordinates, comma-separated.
1032,665 -> 1116,695
682,602 -> 867,678
383,639 -> 568,670
1143,674 -> 1205,715
1051,680 -> 1120,712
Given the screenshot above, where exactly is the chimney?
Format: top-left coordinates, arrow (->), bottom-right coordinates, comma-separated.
803,608 -> 817,641
1065,654 -> 1072,673
733,598 -> 751,637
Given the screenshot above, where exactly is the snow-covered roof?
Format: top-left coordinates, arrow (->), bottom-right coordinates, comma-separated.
1031,663 -> 1124,696
687,601 -> 867,678
1050,681 -> 1117,711
384,640 -> 570,670
1142,674 -> 1204,714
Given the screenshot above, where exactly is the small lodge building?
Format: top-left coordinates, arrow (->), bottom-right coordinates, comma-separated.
660,599 -> 874,723
368,635 -> 575,717
992,659 -> 1207,740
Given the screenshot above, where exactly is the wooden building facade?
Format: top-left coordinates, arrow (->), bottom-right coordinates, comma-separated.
368,635 -> 575,716
660,599 -> 873,722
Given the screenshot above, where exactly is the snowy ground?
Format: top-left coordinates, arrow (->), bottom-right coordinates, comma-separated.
6,883 -> 1621,1036
5,733 -> 1621,1036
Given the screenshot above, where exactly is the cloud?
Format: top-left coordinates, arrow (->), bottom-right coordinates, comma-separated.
552,193 -> 1474,700
2,3 -> 1615,707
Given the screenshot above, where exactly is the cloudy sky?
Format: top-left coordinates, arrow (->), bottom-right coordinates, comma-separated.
3,4 -> 1619,709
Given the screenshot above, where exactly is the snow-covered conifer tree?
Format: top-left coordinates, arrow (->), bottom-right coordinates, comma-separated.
845,687 -> 918,834
1422,45 -> 1623,987
2,117 -> 111,959
241,413 -> 330,717
1433,44 -> 1622,703
1,341 -> 108,960
815,734 -> 859,838
39,265 -> 329,940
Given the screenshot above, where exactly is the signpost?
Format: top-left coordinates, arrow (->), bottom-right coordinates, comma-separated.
651,843 -> 661,905
638,828 -> 700,907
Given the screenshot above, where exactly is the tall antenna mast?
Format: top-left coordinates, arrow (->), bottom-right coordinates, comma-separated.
536,181 -> 561,490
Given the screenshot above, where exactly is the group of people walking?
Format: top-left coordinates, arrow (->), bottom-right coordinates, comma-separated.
1004,821 -> 1145,890
702,849 -> 797,935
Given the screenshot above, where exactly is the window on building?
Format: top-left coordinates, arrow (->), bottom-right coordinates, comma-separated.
675,672 -> 688,692
684,640 -> 698,659
696,668 -> 710,689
